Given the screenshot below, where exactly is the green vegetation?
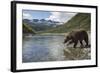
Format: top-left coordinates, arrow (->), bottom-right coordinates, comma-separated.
44,13 -> 91,33
23,23 -> 36,34
23,13 -> 91,34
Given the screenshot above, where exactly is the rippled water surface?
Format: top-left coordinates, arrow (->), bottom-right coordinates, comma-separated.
22,35 -> 66,62
22,35 -> 91,63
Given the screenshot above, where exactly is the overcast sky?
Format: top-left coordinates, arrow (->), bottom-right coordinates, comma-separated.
23,10 -> 77,23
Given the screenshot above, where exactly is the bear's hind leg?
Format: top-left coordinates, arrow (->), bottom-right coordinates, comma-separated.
80,41 -> 84,48
84,38 -> 89,47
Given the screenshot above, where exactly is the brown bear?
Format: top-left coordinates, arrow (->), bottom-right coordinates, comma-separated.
63,30 -> 89,48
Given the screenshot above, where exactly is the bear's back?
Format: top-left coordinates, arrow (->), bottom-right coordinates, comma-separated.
69,30 -> 87,39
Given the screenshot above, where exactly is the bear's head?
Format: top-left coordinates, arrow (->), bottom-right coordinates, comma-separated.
63,35 -> 72,44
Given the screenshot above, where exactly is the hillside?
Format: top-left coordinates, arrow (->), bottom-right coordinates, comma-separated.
23,23 -> 36,34
44,13 -> 91,33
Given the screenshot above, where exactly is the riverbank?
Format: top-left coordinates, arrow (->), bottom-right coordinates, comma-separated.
23,33 -> 67,38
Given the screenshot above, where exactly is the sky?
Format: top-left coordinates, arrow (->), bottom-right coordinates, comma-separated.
23,10 -> 77,23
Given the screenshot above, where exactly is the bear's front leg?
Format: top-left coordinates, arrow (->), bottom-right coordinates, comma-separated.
73,41 -> 78,48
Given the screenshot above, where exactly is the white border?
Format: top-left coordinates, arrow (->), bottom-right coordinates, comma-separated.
16,4 -> 96,70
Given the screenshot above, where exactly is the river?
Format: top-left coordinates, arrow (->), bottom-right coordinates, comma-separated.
22,35 -> 91,63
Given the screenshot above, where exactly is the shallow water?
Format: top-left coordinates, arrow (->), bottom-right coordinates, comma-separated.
22,35 -> 91,63
22,35 -> 66,62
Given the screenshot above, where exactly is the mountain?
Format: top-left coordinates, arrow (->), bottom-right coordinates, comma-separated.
23,19 -> 62,31
44,13 -> 91,33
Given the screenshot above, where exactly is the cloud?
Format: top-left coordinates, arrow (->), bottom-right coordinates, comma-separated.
23,12 -> 33,20
46,12 -> 77,23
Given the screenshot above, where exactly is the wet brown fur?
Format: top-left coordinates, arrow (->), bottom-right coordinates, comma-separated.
64,30 -> 89,48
